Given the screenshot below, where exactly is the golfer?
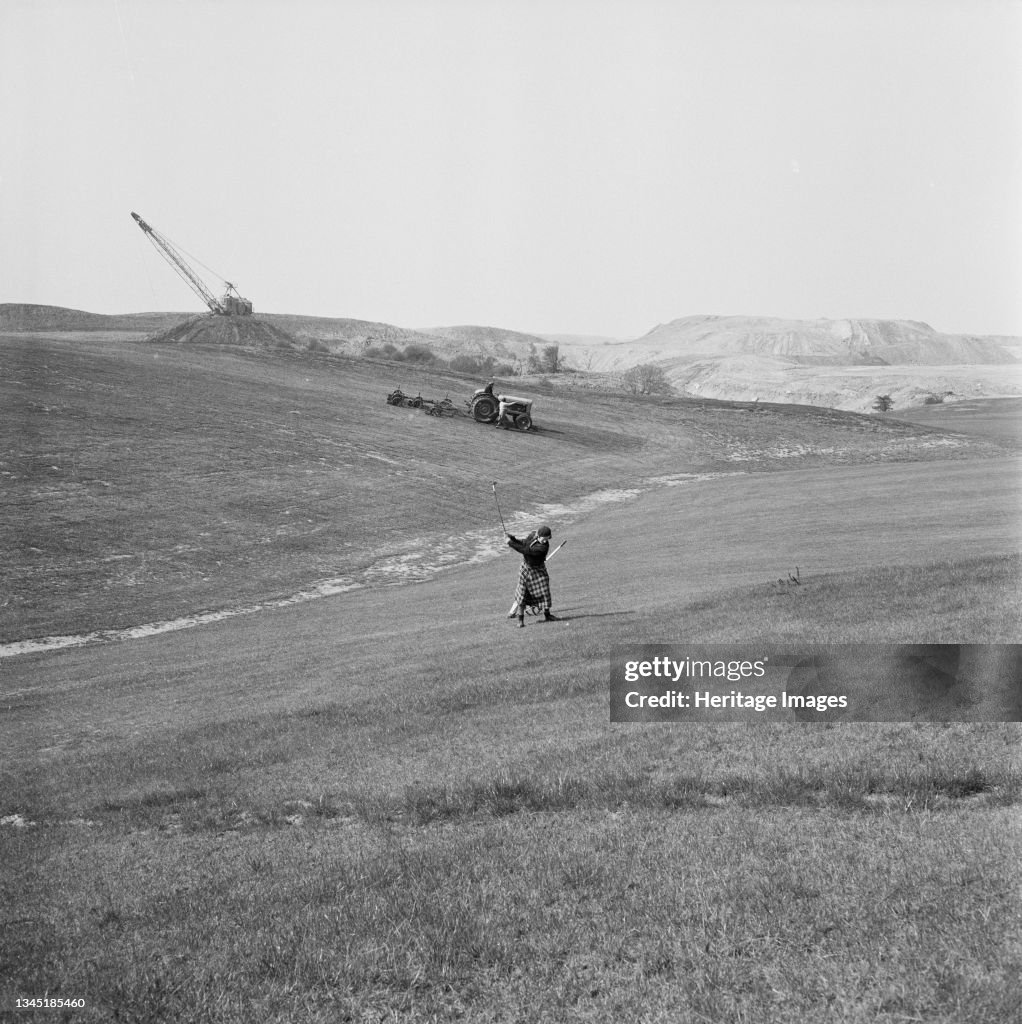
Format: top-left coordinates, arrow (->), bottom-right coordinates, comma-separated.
507,526 -> 558,627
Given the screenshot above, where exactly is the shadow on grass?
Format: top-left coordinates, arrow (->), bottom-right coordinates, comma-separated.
547,608 -> 638,622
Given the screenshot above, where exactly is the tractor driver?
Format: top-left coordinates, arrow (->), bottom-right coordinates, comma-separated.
479,380 -> 510,423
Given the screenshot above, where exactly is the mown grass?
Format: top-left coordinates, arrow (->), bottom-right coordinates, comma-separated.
641,553 -> 1022,644
3,333 -> 1021,1021
4,554 -> 1019,818
3,332 -> 1012,641
3,742 -> 1019,1023
4,635 -> 1021,1023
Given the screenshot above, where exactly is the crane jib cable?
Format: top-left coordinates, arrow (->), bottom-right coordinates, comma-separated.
155,228 -> 230,289
133,213 -> 229,287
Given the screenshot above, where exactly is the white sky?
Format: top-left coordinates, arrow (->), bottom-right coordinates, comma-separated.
2,0 -> 1020,338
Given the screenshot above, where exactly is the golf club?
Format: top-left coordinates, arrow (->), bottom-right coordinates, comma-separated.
546,539 -> 567,562
491,481 -> 508,536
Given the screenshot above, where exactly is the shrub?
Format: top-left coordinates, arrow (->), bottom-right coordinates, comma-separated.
622,363 -> 673,396
527,343 -> 567,374
398,344 -> 437,364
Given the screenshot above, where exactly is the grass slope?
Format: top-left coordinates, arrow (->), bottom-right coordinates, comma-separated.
2,329 -> 1021,1023
3,564 -> 1021,1022
894,396 -> 1022,445
3,332 -> 1014,642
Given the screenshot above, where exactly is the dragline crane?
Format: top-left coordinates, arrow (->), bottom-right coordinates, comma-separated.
130,211 -> 253,315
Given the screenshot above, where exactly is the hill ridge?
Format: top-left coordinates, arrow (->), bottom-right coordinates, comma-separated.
0,303 -> 196,333
4,303 -> 1019,411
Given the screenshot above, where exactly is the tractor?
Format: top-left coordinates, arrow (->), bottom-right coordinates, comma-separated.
470,385 -> 534,431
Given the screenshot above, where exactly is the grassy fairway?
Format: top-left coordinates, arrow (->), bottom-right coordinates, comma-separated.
2,332 -> 1021,1022
3,332 -> 1012,642
894,396 -> 1022,445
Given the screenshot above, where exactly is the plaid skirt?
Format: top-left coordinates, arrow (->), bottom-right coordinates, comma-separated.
514,564 -> 551,611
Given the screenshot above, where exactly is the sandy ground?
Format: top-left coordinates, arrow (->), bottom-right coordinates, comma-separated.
667,360 -> 1022,412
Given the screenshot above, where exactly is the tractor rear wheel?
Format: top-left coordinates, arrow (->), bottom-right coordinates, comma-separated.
472,395 -> 499,422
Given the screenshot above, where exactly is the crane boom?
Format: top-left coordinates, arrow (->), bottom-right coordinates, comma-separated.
130,212 -> 252,315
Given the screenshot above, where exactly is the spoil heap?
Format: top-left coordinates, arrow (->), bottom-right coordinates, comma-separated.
146,315 -> 300,350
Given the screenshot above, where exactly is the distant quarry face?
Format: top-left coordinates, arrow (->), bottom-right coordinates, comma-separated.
554,316 -> 1022,413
